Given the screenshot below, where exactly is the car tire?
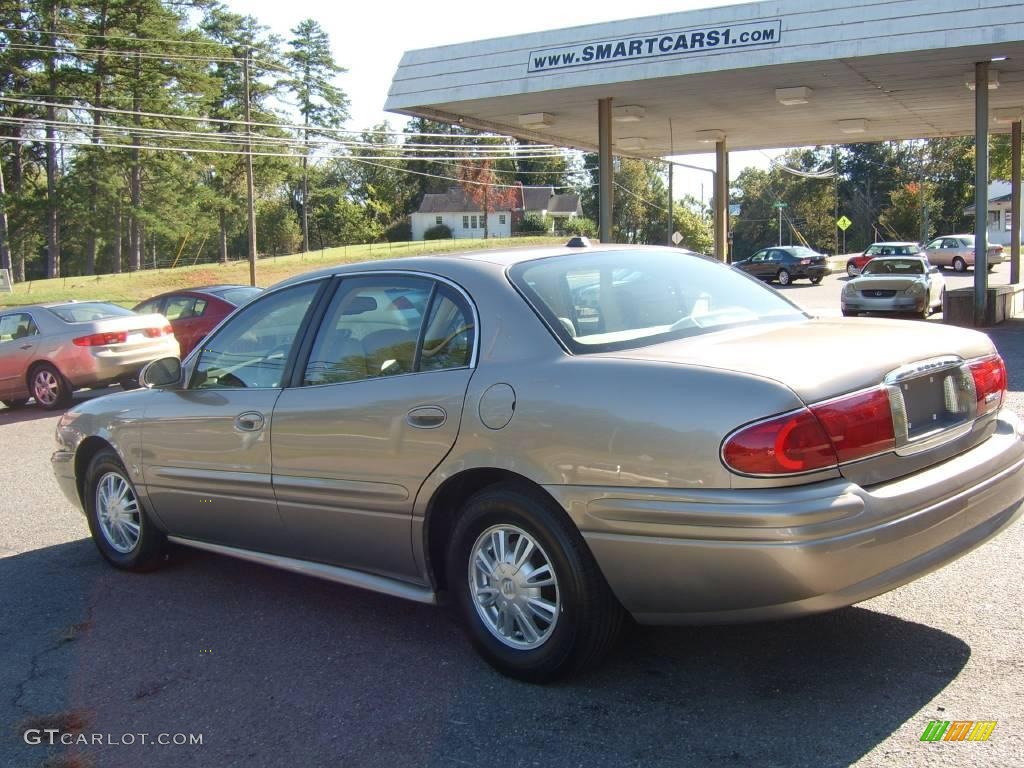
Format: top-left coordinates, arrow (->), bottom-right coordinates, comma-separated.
953,257 -> 967,273
777,269 -> 792,286
842,309 -> 856,317
846,262 -> 858,277
29,363 -> 72,410
84,448 -> 165,571
810,276 -> 823,285
446,482 -> 626,683
2,398 -> 28,409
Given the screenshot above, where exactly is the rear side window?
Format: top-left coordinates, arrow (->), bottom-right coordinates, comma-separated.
48,302 -> 134,323
303,277 -> 474,386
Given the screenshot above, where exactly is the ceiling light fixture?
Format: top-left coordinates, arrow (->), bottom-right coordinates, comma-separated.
517,112 -> 555,129
965,70 -> 1000,90
993,107 -> 1024,124
616,137 -> 647,150
838,118 -> 869,134
613,105 -> 646,122
775,86 -> 813,105
694,129 -> 725,143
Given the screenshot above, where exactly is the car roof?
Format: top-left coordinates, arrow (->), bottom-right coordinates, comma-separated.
871,241 -> 920,246
268,243 -> 700,291
868,254 -> 928,261
1,300 -> 118,312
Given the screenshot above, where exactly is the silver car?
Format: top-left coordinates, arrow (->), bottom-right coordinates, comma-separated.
923,234 -> 1005,273
51,245 -> 1023,681
0,302 -> 178,410
841,255 -> 946,318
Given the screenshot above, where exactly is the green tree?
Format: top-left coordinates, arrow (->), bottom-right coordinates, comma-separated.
283,19 -> 349,253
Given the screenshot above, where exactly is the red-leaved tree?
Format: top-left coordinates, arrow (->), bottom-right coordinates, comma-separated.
458,161 -> 521,238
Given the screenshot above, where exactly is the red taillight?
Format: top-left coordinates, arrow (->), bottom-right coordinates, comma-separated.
73,331 -> 127,346
969,355 -> 1006,416
812,389 -> 895,464
723,388 -> 896,476
723,409 -> 836,475
144,324 -> 174,337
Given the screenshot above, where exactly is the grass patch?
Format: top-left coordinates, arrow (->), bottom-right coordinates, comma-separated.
0,237 -> 566,308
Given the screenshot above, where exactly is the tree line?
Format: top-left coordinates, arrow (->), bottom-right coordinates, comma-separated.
1,2 -> 1016,282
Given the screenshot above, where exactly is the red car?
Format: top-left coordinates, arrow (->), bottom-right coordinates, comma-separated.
845,242 -> 923,277
133,285 -> 263,358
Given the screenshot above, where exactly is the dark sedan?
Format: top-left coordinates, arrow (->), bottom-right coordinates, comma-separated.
733,246 -> 830,286
134,284 -> 263,359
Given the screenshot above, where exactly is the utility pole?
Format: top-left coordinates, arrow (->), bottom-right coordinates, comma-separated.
243,47 -> 257,287
833,145 -> 839,256
667,161 -> 674,246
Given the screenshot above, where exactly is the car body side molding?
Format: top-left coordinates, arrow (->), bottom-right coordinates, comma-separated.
166,536 -> 437,604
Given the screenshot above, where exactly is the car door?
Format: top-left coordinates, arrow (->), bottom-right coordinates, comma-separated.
140,279 -> 326,552
923,238 -> 944,266
745,250 -> 768,278
0,312 -> 40,399
270,273 -> 477,580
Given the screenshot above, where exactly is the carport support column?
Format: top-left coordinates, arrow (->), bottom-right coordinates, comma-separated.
1012,120 -> 1021,285
598,98 -> 613,244
714,139 -> 729,262
974,61 -> 990,326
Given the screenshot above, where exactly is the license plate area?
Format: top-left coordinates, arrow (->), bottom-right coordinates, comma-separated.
885,356 -> 977,454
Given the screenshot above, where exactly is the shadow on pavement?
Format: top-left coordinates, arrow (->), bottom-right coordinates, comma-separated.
0,387 -> 120,426
2,541 -> 970,768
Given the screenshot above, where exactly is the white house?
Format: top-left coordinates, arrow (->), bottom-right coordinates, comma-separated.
411,186 -> 582,240
982,181 -> 1020,246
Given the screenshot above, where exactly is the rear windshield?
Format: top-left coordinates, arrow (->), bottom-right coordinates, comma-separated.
508,249 -> 807,353
863,259 -> 926,275
47,302 -> 135,323
217,287 -> 263,306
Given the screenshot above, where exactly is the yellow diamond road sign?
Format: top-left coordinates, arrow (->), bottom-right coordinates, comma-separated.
837,215 -> 852,231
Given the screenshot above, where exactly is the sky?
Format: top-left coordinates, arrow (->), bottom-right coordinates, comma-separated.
222,0 -> 781,204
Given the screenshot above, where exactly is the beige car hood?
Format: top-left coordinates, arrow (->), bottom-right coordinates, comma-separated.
848,276 -> 926,291
597,317 -> 994,404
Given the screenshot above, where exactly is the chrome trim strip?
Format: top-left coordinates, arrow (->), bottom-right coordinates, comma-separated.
167,536 -> 437,605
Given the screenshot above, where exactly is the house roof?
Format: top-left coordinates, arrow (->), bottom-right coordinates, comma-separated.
417,185 -> 581,214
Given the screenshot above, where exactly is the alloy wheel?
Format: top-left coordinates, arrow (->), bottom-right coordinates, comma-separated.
95,471 -> 141,554
468,525 -> 560,650
33,368 -> 61,407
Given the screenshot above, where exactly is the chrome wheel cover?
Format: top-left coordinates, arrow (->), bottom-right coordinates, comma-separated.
95,471 -> 141,554
33,369 -> 60,406
468,525 -> 560,650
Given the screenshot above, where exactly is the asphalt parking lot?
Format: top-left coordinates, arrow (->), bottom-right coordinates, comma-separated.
2,265 -> 1023,768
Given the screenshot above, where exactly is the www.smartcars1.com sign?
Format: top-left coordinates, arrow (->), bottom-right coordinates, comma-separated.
528,19 -> 782,73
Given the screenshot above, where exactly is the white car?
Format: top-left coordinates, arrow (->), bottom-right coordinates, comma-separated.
842,256 -> 946,319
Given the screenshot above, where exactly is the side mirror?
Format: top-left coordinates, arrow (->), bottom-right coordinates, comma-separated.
140,356 -> 182,389
929,266 -> 940,274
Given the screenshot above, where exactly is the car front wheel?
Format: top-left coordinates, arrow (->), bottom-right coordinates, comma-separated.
777,268 -> 792,286
846,262 -> 858,277
29,363 -> 71,410
447,483 -> 625,682
85,449 -> 165,571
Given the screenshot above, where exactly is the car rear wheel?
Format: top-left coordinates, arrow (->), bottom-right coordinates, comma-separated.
85,449 -> 165,571
810,276 -> 823,285
777,269 -> 792,286
29,363 -> 71,410
447,483 -> 626,682
2,398 -> 28,409
953,257 -> 967,273
846,262 -> 858,277
842,309 -> 856,317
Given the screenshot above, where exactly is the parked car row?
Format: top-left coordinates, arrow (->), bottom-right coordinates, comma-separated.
846,237 -> 1005,277
0,284 -> 260,410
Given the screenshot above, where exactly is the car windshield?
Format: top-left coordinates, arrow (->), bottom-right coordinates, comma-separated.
863,258 -> 926,276
47,302 -> 136,322
217,287 -> 263,306
509,249 -> 807,353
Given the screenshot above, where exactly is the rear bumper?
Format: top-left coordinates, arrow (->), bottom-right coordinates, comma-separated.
59,338 -> 179,387
546,409 -> 1024,624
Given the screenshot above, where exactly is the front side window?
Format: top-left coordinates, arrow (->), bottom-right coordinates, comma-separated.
135,299 -> 163,315
192,281 -> 321,389
303,276 -> 474,386
510,249 -> 805,353
0,313 -> 38,342
865,246 -> 881,256
165,296 -> 198,320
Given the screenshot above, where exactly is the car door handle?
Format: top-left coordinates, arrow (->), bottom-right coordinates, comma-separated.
406,406 -> 447,429
234,411 -> 265,432
20,344 -> 33,350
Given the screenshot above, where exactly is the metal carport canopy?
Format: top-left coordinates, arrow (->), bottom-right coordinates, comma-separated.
384,0 -> 1024,155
